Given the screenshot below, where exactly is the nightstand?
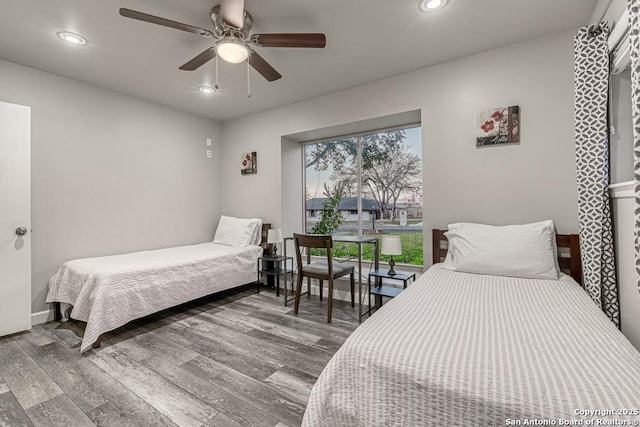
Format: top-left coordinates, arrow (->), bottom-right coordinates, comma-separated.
257,255 -> 294,303
367,269 -> 416,316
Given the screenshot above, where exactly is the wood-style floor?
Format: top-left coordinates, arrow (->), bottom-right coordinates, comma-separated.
0,287 -> 360,427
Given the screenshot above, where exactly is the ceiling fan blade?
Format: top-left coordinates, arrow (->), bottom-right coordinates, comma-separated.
249,50 -> 282,82
251,33 -> 326,48
119,8 -> 213,38
179,47 -> 216,71
220,0 -> 245,29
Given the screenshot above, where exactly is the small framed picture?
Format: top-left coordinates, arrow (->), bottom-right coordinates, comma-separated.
241,152 -> 257,175
476,105 -> 520,147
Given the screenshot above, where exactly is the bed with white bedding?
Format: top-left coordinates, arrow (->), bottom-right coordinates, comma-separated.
303,223 -> 640,426
46,216 -> 265,352
304,265 -> 640,426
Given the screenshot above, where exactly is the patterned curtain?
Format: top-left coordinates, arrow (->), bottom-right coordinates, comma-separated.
630,0 -> 640,301
574,22 -> 620,327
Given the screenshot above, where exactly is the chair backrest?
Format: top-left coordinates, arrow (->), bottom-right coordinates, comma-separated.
293,233 -> 334,275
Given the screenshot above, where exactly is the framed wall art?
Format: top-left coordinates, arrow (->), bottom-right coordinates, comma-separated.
241,151 -> 257,175
476,105 -> 520,147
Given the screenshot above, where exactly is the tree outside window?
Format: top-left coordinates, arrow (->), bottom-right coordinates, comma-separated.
304,126 -> 423,265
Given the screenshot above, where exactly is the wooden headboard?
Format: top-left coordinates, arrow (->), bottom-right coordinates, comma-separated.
261,223 -> 272,255
431,229 -> 582,285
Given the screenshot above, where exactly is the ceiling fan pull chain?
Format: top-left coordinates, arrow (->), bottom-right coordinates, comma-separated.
247,59 -> 251,98
215,55 -> 220,90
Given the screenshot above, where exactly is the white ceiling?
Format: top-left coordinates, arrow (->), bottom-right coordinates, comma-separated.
0,0 -> 596,121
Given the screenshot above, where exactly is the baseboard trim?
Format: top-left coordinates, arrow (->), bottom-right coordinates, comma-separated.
31,309 -> 54,326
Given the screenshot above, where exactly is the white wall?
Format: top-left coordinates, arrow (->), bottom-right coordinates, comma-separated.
0,60 -> 222,314
601,0 -> 627,25
281,137 -> 304,257
611,183 -> 640,350
220,29 -> 579,263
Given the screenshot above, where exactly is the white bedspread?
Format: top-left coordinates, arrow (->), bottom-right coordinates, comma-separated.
303,265 -> 640,426
47,243 -> 262,352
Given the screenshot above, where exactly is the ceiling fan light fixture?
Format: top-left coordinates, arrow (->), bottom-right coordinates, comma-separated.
57,31 -> 88,46
419,0 -> 448,12
215,39 -> 250,64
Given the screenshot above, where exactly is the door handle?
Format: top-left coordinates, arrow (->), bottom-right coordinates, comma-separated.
15,227 -> 28,236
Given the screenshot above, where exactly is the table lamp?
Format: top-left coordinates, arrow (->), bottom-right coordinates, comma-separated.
267,228 -> 283,257
381,235 -> 402,276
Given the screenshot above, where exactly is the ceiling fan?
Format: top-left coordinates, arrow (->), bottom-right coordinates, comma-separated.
119,0 -> 326,82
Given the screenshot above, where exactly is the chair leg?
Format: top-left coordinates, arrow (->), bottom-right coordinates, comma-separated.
327,279 -> 333,323
319,280 -> 323,301
350,272 -> 355,307
294,274 -> 304,315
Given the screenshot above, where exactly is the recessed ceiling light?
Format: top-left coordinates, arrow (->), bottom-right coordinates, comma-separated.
57,31 -> 88,46
198,86 -> 216,94
419,0 -> 448,12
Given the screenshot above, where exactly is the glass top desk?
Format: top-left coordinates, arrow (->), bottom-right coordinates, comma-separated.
332,235 -> 379,322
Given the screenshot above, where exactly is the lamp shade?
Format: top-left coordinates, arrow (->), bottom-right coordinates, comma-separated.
381,235 -> 402,256
267,228 -> 283,244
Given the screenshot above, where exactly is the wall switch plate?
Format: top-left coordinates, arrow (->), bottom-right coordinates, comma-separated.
206,137 -> 212,146
206,149 -> 212,158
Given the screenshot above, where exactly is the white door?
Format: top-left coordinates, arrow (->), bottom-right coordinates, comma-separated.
0,101 -> 31,336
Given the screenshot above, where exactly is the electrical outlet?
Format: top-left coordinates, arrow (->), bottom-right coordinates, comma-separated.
206,137 -> 212,146
206,149 -> 212,158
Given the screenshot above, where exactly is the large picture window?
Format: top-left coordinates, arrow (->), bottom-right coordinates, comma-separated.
303,125 -> 423,265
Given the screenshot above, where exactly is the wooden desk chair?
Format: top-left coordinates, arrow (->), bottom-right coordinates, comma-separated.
293,233 -> 355,323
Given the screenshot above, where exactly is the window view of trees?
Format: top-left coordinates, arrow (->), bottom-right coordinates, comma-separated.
304,126 -> 423,265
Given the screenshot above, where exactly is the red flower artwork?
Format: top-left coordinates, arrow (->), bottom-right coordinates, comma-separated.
480,120 -> 495,133
241,151 -> 257,174
476,105 -> 519,146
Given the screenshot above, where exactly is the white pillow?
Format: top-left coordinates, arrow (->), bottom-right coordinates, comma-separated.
249,219 -> 264,245
213,215 -> 262,247
441,220 -> 560,280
